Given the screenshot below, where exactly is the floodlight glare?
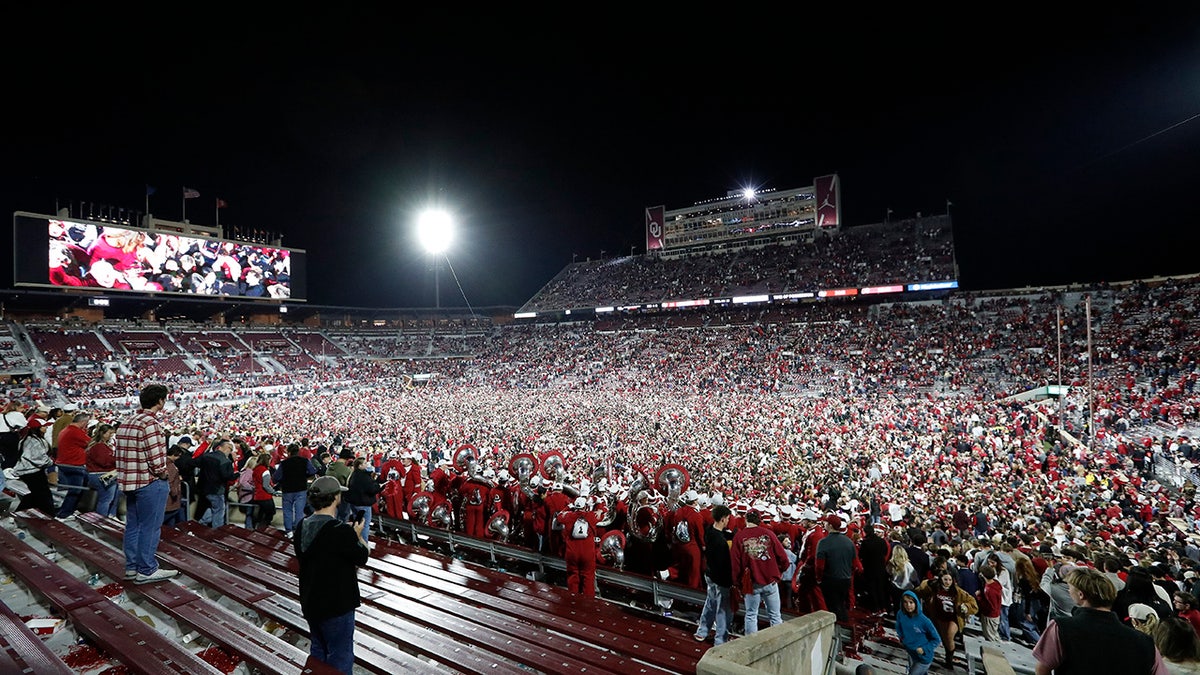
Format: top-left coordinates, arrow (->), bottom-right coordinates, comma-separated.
416,210 -> 454,254
742,188 -> 756,201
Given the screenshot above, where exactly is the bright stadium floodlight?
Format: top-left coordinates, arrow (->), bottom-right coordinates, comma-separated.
742,188 -> 756,201
416,209 -> 454,254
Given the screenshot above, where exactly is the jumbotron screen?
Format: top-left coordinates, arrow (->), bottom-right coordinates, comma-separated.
12,212 -> 307,301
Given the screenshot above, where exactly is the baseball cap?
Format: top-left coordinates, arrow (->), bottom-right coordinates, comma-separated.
308,476 -> 347,496
1128,603 -> 1159,623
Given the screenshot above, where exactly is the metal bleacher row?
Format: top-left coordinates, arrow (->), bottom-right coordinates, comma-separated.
0,510 -> 705,674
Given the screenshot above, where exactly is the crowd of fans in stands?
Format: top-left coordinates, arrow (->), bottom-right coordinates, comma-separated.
6,233 -> 1200,670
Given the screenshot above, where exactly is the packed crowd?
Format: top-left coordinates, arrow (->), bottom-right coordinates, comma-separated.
5,266 -> 1200,671
522,218 -> 956,312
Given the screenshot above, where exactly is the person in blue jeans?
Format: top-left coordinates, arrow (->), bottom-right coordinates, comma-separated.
113,384 -> 178,584
54,411 -> 93,518
196,439 -> 235,527
731,509 -> 788,635
895,590 -> 940,675
296,476 -> 369,674
274,442 -> 317,532
695,505 -> 734,644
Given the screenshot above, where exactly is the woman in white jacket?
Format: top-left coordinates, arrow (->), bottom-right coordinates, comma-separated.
12,418 -> 55,514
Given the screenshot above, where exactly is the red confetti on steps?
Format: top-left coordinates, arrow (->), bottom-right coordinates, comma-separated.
96,582 -> 125,598
197,645 -> 244,673
62,643 -> 115,669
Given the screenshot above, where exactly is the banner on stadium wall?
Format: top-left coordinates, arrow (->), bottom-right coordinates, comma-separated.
645,205 -> 665,251
814,174 -> 840,229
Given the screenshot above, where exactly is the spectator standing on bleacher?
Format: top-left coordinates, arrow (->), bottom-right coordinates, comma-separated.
85,423 -> 118,518
113,383 -> 178,583
296,475 -> 368,675
694,504 -> 733,645
249,452 -> 277,529
345,457 -> 380,542
1033,566 -> 1169,675
54,411 -> 91,518
276,442 -> 317,533
816,514 -> 860,622
732,509 -> 788,635
196,438 -> 235,526
12,416 -> 55,514
49,404 -> 72,450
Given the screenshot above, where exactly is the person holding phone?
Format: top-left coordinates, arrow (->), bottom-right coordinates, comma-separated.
295,475 -> 369,674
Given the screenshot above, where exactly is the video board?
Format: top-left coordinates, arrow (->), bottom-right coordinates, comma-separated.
12,212 -> 307,301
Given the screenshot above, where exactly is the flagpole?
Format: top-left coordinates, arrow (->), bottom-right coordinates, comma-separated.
182,189 -> 186,222
215,197 -> 220,229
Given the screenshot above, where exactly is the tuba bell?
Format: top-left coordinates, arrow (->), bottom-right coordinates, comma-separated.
538,450 -> 565,482
599,530 -> 626,569
453,444 -> 479,476
655,463 -> 691,511
429,502 -> 454,529
509,452 -> 539,487
486,511 -> 510,541
408,493 -> 432,524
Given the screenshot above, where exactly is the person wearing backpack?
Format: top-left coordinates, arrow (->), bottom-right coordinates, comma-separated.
556,496 -> 599,597
12,417 -> 55,514
0,410 -> 26,471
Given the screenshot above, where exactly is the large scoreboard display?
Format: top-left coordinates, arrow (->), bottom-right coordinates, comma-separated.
13,212 -> 306,301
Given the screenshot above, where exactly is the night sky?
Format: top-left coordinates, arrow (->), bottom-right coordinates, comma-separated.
4,9 -> 1200,310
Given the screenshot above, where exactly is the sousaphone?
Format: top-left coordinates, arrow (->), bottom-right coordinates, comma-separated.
486,511 -> 510,541
538,449 -> 566,481
509,452 -> 539,487
453,444 -> 479,475
655,463 -> 691,509
599,530 -> 627,569
408,492 -> 433,524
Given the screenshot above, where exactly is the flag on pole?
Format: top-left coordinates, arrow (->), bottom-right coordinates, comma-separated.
145,185 -> 156,196
216,198 -> 227,208
183,187 -> 200,199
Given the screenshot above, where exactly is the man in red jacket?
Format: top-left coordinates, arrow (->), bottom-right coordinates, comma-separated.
731,509 -> 789,635
55,410 -> 93,518
557,496 -> 599,596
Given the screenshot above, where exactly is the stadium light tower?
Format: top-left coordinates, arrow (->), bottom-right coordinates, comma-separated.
416,209 -> 454,308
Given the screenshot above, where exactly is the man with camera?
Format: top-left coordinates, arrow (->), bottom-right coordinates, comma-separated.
295,475 -> 369,674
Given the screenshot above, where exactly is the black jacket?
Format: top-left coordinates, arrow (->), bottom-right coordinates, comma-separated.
346,468 -> 381,507
295,515 -> 369,621
1052,607 -> 1157,675
275,455 -> 316,493
196,450 -> 234,496
703,525 -> 734,587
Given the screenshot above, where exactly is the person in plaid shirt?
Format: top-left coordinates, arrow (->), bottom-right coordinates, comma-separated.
114,383 -> 179,583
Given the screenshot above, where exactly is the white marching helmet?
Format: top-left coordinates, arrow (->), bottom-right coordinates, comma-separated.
572,496 -> 588,510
